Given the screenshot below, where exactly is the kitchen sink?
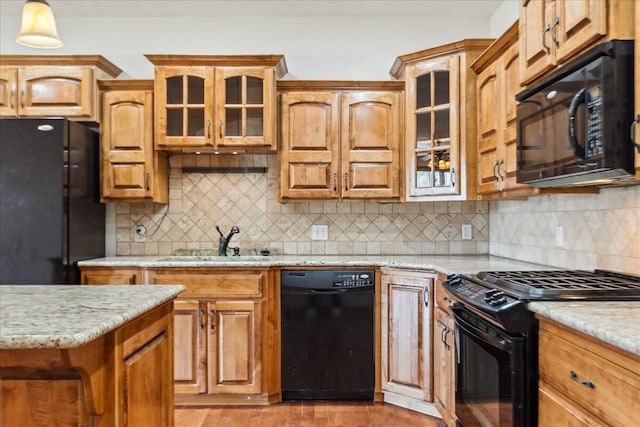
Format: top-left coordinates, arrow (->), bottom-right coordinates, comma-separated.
158,256 -> 271,262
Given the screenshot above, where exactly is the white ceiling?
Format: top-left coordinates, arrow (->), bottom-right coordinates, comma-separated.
0,0 -> 504,18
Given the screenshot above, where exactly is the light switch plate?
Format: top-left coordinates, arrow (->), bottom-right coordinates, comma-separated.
312,225 -> 328,240
462,224 -> 472,240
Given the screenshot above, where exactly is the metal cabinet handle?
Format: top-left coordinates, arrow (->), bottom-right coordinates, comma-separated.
451,167 -> 456,187
631,114 -> 640,153
570,370 -> 595,389
207,119 -> 212,139
344,172 -> 349,191
437,320 -> 450,350
493,161 -> 499,181
210,309 -> 216,330
423,287 -> 429,308
145,172 -> 151,191
9,90 -> 15,109
332,172 -> 337,191
497,159 -> 505,181
542,24 -> 551,54
551,17 -> 560,48
20,90 -> 25,109
199,309 -> 205,329
218,120 -> 223,139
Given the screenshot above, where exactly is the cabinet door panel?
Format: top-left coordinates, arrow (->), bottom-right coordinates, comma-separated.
215,67 -> 275,149
19,67 -> 93,117
279,91 -> 340,199
342,91 -> 401,199
0,67 -> 18,116
174,300 -> 207,394
477,64 -> 500,195
555,0 -> 606,63
155,66 -> 214,148
123,329 -> 172,426
102,90 -> 154,200
381,271 -> 433,402
208,300 -> 262,395
81,268 -> 139,285
519,0 -> 555,84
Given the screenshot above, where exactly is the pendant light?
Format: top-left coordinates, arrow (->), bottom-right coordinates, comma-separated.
16,0 -> 63,49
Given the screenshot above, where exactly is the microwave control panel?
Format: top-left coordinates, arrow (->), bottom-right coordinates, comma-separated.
586,86 -> 603,158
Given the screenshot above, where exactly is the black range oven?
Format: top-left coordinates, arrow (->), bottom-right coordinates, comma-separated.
444,270 -> 640,427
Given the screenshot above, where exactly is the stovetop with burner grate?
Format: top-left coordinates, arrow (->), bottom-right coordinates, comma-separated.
475,270 -> 640,299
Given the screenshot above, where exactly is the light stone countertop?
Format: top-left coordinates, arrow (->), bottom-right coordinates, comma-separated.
0,285 -> 184,350
527,301 -> 640,357
78,254 -> 552,275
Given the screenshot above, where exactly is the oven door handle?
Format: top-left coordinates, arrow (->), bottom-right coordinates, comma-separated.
453,310 -> 513,352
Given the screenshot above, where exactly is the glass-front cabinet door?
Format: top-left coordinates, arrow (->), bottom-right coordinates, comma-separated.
214,67 -> 276,149
155,66 -> 214,148
407,56 -> 460,197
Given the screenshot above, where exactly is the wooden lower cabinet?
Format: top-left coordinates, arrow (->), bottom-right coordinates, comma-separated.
537,317 -> 640,426
0,302 -> 175,427
173,300 -> 207,394
381,268 -> 440,417
148,268 -> 277,405
432,273 -> 457,426
81,267 -> 142,285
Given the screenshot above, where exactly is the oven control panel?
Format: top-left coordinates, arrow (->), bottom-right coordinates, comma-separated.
444,274 -> 519,312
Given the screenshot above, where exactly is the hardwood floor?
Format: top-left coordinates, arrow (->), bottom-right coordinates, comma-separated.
175,402 -> 446,427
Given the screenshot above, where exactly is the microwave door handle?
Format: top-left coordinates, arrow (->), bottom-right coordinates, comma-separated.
568,88 -> 588,159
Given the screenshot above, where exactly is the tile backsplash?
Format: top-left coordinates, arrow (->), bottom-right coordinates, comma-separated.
115,154 -> 489,256
490,185 -> 640,275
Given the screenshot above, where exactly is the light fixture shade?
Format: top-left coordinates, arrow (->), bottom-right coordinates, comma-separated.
16,0 -> 63,49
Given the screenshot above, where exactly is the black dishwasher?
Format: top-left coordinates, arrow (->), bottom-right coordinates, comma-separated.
281,269 -> 375,400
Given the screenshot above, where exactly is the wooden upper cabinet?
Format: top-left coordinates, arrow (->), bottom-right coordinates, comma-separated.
278,81 -> 403,201
146,55 -> 286,152
473,23 -> 533,199
154,66 -> 214,149
0,55 -> 121,122
391,39 -> 493,201
519,0 -> 634,85
215,67 -> 276,149
279,90 -> 341,199
99,80 -> 168,203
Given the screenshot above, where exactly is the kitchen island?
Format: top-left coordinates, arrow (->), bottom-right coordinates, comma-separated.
0,284 -> 184,427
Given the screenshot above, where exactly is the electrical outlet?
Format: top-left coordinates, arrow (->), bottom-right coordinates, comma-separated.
312,225 -> 328,240
462,224 -> 472,240
555,225 -> 564,247
133,224 -> 146,243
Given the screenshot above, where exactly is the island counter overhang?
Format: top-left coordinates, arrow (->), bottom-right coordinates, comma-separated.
0,284 -> 184,427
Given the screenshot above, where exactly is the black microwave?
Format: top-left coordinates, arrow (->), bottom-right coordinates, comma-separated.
516,40 -> 635,188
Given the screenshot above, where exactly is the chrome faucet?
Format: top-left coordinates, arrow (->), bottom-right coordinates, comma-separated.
216,225 -> 240,256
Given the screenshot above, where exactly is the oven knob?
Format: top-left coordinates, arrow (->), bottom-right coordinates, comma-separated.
489,297 -> 507,306
446,274 -> 462,286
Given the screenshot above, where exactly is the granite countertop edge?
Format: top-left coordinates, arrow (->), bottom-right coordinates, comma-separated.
527,301 -> 640,357
0,285 -> 185,350
77,254 -> 552,275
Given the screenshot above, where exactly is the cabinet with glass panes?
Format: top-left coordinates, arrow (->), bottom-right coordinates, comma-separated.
145,55 -> 287,152
390,40 -> 493,200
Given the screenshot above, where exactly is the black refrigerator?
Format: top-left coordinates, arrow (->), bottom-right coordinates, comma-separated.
0,118 -> 105,284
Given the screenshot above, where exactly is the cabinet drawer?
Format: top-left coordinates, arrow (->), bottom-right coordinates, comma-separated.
539,382 -> 607,427
150,270 -> 264,298
538,324 -> 640,427
435,274 -> 454,312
